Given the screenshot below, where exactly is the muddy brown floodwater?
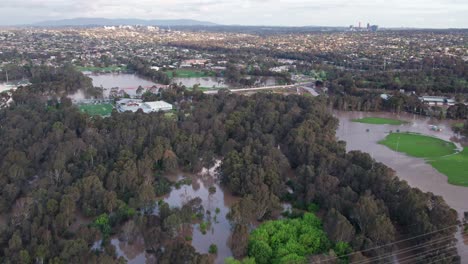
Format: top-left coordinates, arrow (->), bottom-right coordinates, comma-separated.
100,160 -> 240,264
334,111 -> 468,262
161,170 -> 240,264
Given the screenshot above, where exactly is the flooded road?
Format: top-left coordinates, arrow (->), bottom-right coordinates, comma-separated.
335,111 -> 468,261
0,83 -> 18,93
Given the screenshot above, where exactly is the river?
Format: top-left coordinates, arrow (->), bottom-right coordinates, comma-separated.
334,111 -> 468,261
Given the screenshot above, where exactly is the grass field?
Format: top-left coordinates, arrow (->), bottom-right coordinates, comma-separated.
379,132 -> 467,186
164,69 -> 215,78
379,132 -> 457,158
429,148 -> 468,186
454,123 -> 464,128
79,104 -> 114,116
352,117 -> 408,125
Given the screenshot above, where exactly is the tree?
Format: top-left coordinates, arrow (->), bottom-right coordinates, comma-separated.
323,209 -> 355,243
209,244 -> 218,254
229,224 -> 250,258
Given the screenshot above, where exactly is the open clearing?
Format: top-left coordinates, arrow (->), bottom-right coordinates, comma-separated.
79,104 -> 114,116
352,117 -> 408,125
379,132 -> 467,186
164,69 -> 215,78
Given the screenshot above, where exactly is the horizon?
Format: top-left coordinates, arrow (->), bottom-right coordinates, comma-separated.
1,0 -> 467,28
1,17 -> 468,30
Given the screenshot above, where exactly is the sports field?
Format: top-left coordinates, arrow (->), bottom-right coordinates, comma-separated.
430,148 -> 468,186
379,132 -> 467,186
379,132 -> 457,158
352,117 -> 408,125
164,69 -> 215,78
79,104 -> 114,116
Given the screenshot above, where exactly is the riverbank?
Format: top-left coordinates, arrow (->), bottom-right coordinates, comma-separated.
379,132 -> 468,186
334,110 -> 468,261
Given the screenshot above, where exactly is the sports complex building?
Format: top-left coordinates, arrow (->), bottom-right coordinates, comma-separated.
116,99 -> 173,113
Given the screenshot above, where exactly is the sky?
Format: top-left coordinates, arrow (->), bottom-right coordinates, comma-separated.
0,0 -> 467,28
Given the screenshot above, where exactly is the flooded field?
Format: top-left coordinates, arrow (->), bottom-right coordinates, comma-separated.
87,73 -> 157,97
335,111 -> 468,261
173,77 -> 229,88
173,76 -> 277,89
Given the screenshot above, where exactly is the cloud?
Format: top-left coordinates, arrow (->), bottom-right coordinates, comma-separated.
0,0 -> 467,27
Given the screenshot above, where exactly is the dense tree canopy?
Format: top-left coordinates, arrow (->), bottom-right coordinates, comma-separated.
0,67 -> 460,263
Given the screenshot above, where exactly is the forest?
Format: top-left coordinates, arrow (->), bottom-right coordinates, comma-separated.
0,66 -> 460,263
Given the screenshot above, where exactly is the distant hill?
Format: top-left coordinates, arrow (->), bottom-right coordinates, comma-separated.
33,17 -> 218,27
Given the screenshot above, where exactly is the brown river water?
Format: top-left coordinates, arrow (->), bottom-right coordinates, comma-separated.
334,111 -> 468,261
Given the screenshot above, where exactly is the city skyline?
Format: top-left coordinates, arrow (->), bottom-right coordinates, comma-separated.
0,0 -> 467,28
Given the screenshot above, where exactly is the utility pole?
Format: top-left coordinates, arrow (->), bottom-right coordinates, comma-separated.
5,69 -> 8,83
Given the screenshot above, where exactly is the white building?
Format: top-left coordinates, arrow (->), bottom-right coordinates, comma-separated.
116,99 -> 173,113
419,96 -> 456,107
145,101 -> 173,112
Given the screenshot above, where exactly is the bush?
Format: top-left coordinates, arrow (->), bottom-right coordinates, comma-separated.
209,244 -> 218,254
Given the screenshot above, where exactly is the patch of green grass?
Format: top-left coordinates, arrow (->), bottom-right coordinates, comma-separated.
164,69 -> 215,78
379,132 -> 457,158
379,132 -> 467,187
453,123 -> 464,129
79,104 -> 114,116
429,148 -> 468,187
352,117 -> 408,125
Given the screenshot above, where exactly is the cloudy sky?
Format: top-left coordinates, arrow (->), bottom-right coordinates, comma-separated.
0,0 -> 467,28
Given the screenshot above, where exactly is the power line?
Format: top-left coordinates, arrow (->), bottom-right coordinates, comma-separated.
425,246 -> 468,264
352,234 -> 458,264
315,224 -> 459,264
395,244 -> 457,264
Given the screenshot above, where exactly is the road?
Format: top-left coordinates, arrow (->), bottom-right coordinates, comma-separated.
203,82 -> 313,94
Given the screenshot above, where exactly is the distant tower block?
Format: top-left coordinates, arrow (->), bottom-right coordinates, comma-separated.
359,21 -> 361,28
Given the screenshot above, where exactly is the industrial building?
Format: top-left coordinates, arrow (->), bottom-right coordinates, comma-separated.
419,96 -> 456,107
116,99 -> 173,113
